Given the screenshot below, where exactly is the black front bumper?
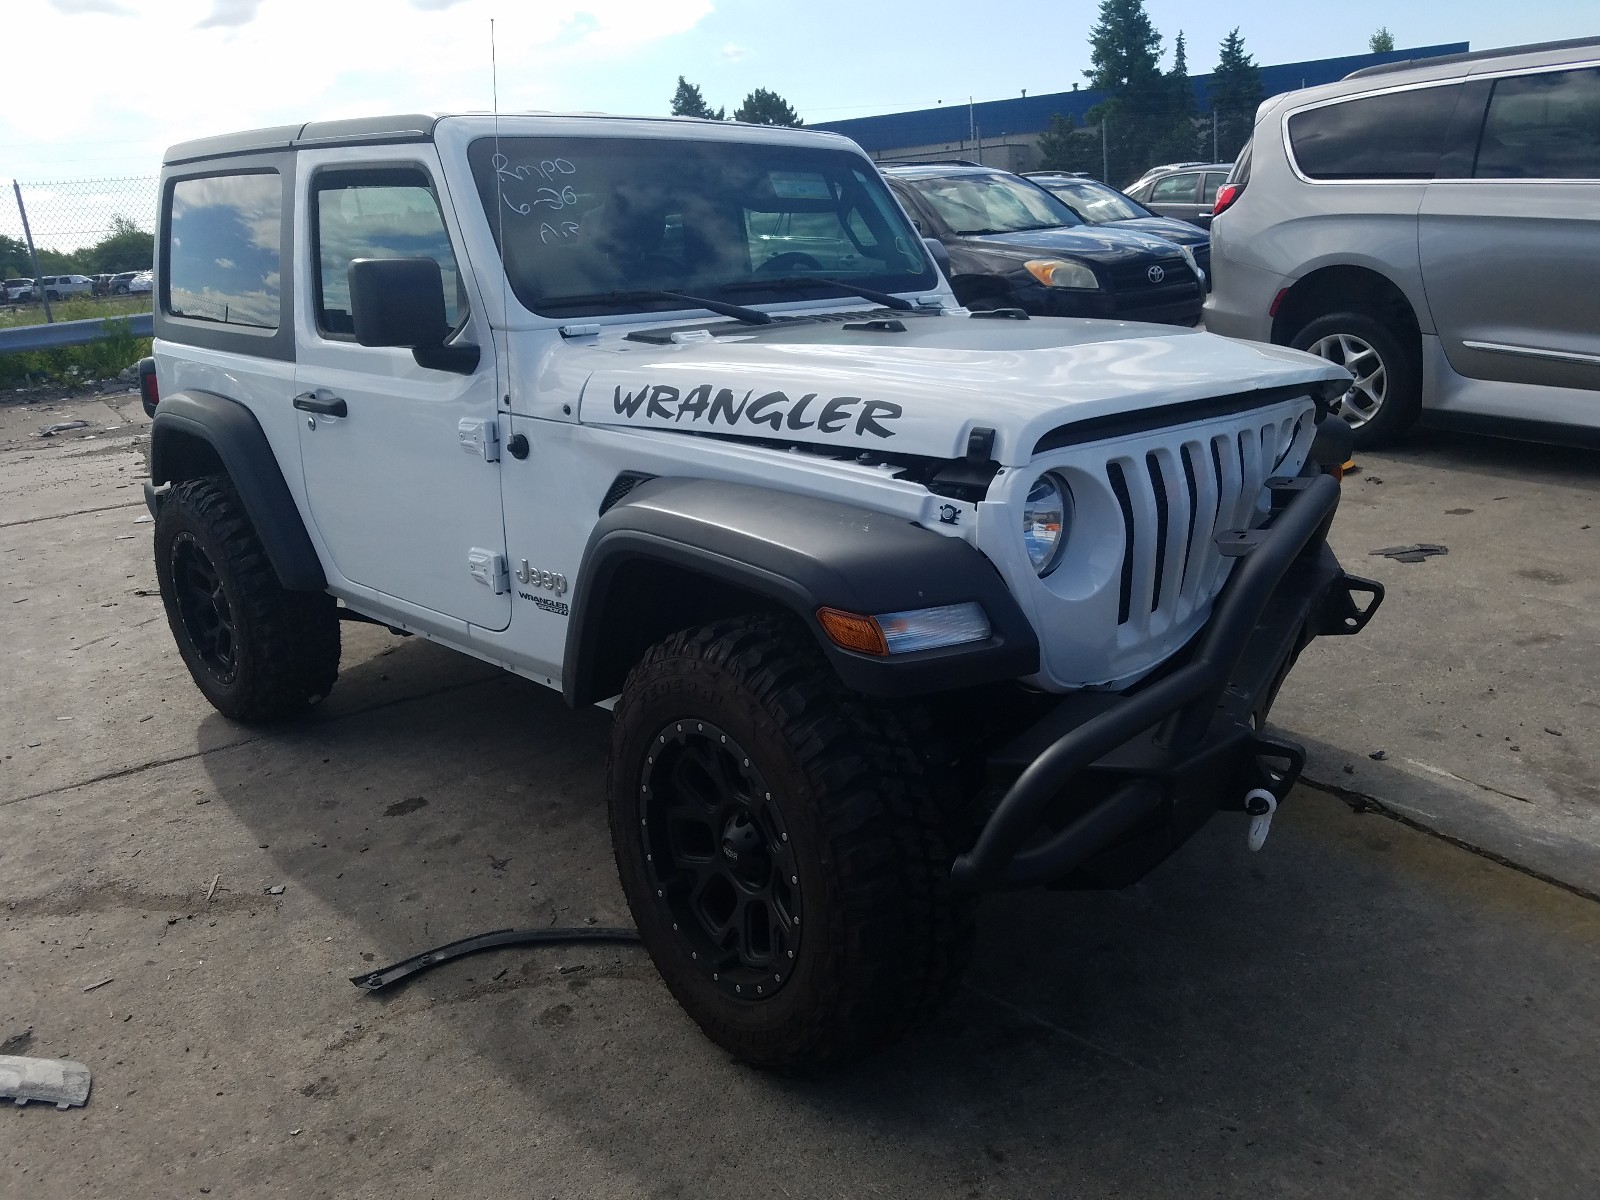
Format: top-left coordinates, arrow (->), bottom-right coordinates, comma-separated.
952,473 -> 1382,891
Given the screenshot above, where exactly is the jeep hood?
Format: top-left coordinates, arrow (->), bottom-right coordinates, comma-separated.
574,314 -> 1346,465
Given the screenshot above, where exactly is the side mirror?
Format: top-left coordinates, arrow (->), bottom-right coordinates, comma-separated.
348,257 -> 478,374
922,236 -> 952,277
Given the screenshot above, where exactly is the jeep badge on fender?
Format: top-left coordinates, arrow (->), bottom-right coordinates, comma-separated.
143,111 -> 1380,1073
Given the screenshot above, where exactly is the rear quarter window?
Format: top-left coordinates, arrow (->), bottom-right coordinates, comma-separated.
1476,66 -> 1600,179
165,171 -> 282,329
1288,84 -> 1462,180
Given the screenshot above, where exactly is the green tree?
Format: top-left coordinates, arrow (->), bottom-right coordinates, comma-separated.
733,88 -> 802,127
1078,0 -> 1192,183
670,75 -> 724,121
1369,27 -> 1395,53
0,234 -> 31,277
1036,113 -> 1102,175
1209,27 -> 1264,160
84,214 -> 154,274
1169,30 -> 1194,115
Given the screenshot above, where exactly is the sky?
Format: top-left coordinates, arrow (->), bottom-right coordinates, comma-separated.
2,0 -> 1595,246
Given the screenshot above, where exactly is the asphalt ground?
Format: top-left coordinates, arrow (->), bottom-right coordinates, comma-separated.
3,390 -> 1598,1198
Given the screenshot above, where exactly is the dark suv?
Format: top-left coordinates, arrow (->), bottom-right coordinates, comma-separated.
882,164 -> 1204,325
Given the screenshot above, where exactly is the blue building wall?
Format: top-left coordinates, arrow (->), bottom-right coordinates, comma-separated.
813,43 -> 1470,152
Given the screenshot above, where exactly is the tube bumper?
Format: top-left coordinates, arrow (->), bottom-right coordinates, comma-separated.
953,472 -> 1382,891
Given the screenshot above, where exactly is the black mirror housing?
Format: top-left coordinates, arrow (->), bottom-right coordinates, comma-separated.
347,257 -> 478,373
922,237 -> 952,277
348,257 -> 448,348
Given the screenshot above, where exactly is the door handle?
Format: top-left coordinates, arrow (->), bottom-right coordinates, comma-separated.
293,392 -> 348,417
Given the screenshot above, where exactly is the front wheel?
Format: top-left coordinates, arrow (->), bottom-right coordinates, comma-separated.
608,616 -> 974,1071
155,476 -> 339,722
1290,310 -> 1420,449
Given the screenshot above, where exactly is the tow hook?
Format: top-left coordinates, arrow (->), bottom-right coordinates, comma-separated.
1244,788 -> 1278,852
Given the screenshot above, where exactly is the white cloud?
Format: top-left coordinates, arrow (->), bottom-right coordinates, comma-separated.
195,0 -> 264,28
721,43 -> 748,61
48,0 -> 134,14
215,257 -> 235,268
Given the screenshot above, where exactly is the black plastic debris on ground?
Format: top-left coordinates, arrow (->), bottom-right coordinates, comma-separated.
1371,543 -> 1448,564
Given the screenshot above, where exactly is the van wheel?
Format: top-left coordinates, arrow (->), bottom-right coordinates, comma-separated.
1291,311 -> 1420,448
155,476 -> 339,722
608,615 -> 974,1071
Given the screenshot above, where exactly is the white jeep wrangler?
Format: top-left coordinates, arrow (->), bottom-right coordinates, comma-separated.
142,113 -> 1381,1070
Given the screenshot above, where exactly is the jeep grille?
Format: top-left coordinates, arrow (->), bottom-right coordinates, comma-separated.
1104,414 -> 1297,634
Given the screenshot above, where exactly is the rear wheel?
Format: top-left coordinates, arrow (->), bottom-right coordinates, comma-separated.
155,476 -> 339,722
1290,310 -> 1420,448
608,616 -> 974,1071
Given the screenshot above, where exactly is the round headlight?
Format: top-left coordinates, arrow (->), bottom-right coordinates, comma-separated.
1022,473 -> 1069,575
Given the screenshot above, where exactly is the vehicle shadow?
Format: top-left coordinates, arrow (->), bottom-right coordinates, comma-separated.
198,640 -> 1600,1199
1385,426 -> 1600,488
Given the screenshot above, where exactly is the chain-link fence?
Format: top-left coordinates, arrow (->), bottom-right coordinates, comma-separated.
2,176 -> 160,281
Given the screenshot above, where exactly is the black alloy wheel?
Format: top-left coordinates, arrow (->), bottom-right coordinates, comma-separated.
169,532 -> 238,682
641,720 -> 801,1000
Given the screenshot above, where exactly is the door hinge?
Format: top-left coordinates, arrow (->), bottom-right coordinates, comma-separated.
467,548 -> 509,594
458,417 -> 500,462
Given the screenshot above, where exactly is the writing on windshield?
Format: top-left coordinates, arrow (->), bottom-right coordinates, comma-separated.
470,136 -> 934,316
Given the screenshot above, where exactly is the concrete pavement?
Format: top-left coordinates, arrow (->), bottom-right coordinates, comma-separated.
4,389 -> 1599,1197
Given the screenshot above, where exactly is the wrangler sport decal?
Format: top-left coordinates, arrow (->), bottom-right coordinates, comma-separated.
611,383 -> 903,439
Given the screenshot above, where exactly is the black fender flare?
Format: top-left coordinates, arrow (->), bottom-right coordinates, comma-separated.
563,477 -> 1039,706
149,390 -> 326,592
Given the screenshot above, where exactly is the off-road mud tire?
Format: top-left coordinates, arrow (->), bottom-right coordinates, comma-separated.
155,475 -> 339,722
608,615 -> 975,1071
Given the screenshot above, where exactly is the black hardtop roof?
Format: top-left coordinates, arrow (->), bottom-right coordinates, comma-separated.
162,111 -> 825,166
164,114 -> 441,165
1343,35 -> 1600,80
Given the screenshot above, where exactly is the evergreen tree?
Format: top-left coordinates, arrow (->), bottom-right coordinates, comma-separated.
670,76 -> 724,121
1036,113 -> 1101,175
1209,27 -> 1264,160
1369,27 -> 1395,53
1084,0 -> 1166,112
1170,31 -> 1193,113
733,88 -> 803,127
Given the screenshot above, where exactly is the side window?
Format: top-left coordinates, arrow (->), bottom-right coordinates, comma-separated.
1476,67 -> 1600,180
311,167 -> 465,339
1150,173 -> 1198,203
1201,171 -> 1228,204
166,171 -> 282,329
1288,84 -> 1461,180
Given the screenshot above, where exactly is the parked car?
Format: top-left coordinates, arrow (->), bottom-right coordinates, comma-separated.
1205,36 -> 1600,447
1124,162 -> 1208,193
1123,164 -> 1233,228
3,278 -> 33,303
110,271 -> 139,295
127,271 -> 153,295
35,274 -> 95,300
881,163 -> 1204,324
1026,173 -> 1211,287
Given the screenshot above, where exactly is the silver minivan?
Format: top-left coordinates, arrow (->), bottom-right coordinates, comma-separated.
1204,37 -> 1600,447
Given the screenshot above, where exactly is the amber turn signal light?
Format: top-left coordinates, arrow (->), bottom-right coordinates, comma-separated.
816,608 -> 888,656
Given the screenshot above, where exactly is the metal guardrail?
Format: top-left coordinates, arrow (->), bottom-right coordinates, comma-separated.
0,311 -> 153,354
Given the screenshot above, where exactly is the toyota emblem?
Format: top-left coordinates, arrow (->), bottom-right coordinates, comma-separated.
1146,264 -> 1165,283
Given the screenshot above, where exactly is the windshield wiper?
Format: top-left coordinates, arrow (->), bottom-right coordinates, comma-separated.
717,276 -> 913,311
541,289 -> 771,325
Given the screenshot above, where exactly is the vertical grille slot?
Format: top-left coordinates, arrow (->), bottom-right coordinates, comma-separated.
1177,444 -> 1201,596
1107,461 -> 1136,625
1145,453 -> 1169,614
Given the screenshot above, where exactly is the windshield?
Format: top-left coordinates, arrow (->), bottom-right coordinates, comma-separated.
469,136 -> 935,317
903,172 -> 1080,235
1039,180 -> 1150,223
